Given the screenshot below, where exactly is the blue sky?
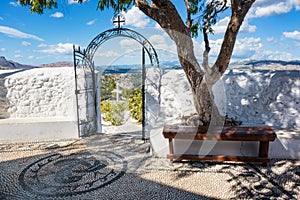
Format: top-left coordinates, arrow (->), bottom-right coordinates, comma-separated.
1,0 -> 300,66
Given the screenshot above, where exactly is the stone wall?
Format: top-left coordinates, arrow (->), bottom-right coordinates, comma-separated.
0,67 -> 76,119
224,70 -> 300,129
160,69 -> 300,129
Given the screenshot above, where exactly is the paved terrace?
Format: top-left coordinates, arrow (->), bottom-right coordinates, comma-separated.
0,132 -> 299,200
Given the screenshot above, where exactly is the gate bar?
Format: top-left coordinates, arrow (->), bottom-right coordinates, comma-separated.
73,45 -> 81,137
142,47 -> 146,140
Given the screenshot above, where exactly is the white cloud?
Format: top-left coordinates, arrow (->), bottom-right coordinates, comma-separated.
22,41 -> 31,46
14,54 -> 22,58
259,50 -> 295,60
119,40 -> 134,50
39,43 -> 74,54
96,50 -> 119,58
0,26 -> 43,41
249,0 -> 300,18
87,19 -> 97,26
192,38 -> 205,58
38,43 -> 47,47
119,34 -> 177,60
240,20 -> 256,33
206,38 -> 224,58
1,48 -> 5,52
204,37 -> 263,60
212,17 -> 229,34
9,2 -> 19,7
283,30 -> 300,40
254,2 -> 290,17
267,37 -> 276,42
122,6 -> 150,28
213,17 -> 256,34
120,39 -> 140,50
68,0 -> 88,4
148,34 -> 177,54
50,12 -> 64,18
68,0 -> 79,4
233,37 -> 262,58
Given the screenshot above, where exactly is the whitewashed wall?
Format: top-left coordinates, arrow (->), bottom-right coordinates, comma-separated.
1,67 -> 76,119
0,67 -> 78,141
224,70 -> 300,129
1,67 -> 299,147
1,68 -> 299,129
160,69 -> 300,129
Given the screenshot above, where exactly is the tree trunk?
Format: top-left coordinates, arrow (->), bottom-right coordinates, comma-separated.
136,0 -> 255,126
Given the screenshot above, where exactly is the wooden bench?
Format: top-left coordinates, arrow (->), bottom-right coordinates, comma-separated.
163,125 -> 277,166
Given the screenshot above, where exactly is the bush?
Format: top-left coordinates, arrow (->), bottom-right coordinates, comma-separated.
100,100 -> 127,126
127,88 -> 142,123
101,75 -> 116,100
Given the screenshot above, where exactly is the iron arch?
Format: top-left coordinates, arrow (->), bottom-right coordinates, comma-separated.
74,27 -> 162,139
85,27 -> 159,67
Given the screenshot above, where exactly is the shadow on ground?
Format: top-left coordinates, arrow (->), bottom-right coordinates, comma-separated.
0,134 -> 299,199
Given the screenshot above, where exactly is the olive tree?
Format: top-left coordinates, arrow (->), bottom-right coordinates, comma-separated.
19,0 -> 256,126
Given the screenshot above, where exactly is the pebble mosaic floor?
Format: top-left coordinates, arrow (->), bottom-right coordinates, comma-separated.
0,134 -> 299,199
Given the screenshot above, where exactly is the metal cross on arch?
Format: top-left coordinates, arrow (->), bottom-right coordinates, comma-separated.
73,27 -> 162,140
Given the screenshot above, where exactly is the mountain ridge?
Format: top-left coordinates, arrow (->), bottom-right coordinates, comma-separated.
0,56 -> 36,69
1,56 -> 299,70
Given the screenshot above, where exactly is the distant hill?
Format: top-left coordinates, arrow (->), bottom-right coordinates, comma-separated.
1,56 -> 299,71
230,60 -> 300,70
39,61 -> 73,68
0,56 -> 73,70
0,56 -> 36,69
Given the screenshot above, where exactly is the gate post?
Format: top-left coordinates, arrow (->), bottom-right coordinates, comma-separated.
96,72 -> 102,133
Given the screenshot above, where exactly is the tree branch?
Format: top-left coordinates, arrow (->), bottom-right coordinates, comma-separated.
209,0 -> 255,82
202,27 -> 211,73
184,0 -> 193,29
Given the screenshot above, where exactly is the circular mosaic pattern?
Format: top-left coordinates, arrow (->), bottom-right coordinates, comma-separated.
18,151 -> 127,197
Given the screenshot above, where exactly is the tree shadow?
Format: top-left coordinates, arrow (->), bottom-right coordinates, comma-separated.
224,70 -> 300,129
1,134 -> 298,199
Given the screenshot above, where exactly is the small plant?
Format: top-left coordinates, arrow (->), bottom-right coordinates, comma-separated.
101,75 -> 116,100
127,88 -> 142,123
122,88 -> 135,99
100,100 -> 127,126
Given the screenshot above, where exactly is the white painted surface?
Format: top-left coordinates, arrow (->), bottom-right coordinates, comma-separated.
160,69 -> 300,129
0,68 -> 78,141
0,118 -> 78,142
1,68 -> 76,118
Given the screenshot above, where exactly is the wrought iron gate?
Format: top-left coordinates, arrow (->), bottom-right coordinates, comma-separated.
73,27 -> 161,139
73,47 -> 97,136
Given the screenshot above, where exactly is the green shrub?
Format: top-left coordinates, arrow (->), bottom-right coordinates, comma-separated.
122,88 -> 135,99
100,100 -> 112,115
101,75 -> 116,100
127,88 -> 142,123
100,100 -> 127,126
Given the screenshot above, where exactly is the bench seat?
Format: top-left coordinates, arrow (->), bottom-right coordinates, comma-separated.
163,125 -> 277,166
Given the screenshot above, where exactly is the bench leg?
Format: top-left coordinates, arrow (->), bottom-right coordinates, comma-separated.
259,141 -> 269,166
169,138 -> 174,162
